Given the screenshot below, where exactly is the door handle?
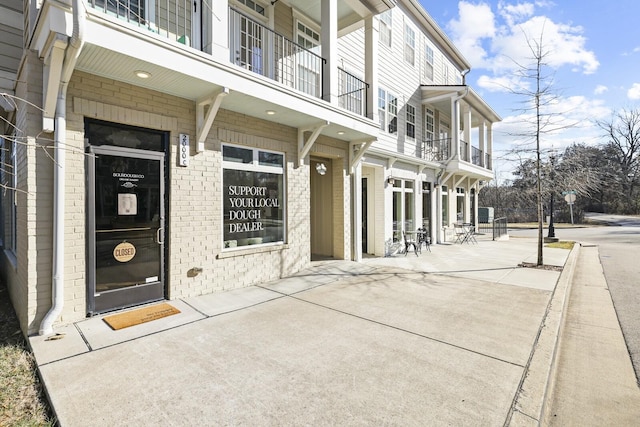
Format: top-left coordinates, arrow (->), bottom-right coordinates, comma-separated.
156,227 -> 164,244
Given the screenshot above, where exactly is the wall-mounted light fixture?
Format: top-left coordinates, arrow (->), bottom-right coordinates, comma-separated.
387,177 -> 395,185
315,162 -> 327,175
422,181 -> 430,192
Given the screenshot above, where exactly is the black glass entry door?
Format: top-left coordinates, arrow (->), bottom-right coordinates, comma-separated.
88,145 -> 165,314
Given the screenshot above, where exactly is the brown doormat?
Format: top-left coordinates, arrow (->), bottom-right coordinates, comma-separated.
103,303 -> 181,330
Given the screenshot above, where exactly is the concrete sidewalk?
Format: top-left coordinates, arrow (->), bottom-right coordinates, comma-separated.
27,236 -> 635,426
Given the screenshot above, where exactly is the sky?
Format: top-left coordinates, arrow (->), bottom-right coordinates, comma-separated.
418,0 -> 640,181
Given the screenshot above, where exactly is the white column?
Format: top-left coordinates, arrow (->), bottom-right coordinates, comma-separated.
463,103 -> 471,161
487,122 -> 493,169
479,120 -> 486,167
321,0 -> 338,104
365,16 -> 378,121
352,162 -> 362,261
435,185 -> 442,243
451,97 -> 460,158
210,0 -> 229,60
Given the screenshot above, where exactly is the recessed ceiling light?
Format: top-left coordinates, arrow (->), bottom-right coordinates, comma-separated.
134,70 -> 152,79
266,110 -> 276,115
337,131 -> 345,135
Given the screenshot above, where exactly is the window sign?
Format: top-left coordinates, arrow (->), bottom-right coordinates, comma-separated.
223,145 -> 285,248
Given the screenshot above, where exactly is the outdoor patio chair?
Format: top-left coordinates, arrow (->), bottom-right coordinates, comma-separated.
403,231 -> 419,256
454,223 -> 467,244
417,227 -> 431,252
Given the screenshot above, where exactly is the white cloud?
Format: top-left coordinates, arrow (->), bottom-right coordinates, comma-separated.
446,2 -> 599,77
446,2 -> 496,68
594,85 -> 608,95
628,83 -> 640,100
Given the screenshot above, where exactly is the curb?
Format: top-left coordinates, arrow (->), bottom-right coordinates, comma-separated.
506,243 -> 581,426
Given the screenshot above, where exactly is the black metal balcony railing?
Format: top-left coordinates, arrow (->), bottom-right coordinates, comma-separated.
460,140 -> 469,162
229,8 -> 324,99
471,146 -> 482,166
338,68 -> 368,116
423,138 -> 450,162
88,0 -> 192,45
87,3 -> 374,117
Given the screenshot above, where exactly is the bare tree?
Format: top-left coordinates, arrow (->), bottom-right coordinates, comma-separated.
504,24 -> 576,266
596,108 -> 640,214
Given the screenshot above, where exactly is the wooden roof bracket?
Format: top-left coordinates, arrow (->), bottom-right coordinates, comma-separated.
196,87 -> 229,152
298,121 -> 329,167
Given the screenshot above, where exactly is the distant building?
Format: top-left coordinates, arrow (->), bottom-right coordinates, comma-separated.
0,0 -> 500,336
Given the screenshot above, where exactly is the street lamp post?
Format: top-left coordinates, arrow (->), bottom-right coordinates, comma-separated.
548,152 -> 556,239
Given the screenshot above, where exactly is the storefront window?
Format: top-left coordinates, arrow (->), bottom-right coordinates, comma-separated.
222,144 -> 285,248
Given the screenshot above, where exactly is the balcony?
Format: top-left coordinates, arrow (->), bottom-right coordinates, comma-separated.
423,138 -> 450,162
84,1 -> 371,117
338,68 -> 368,117
229,8 -> 324,99
471,146 -> 482,167
460,140 -> 469,162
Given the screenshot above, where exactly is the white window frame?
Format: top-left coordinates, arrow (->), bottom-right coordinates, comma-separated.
379,88 -> 398,135
404,23 -> 415,66
379,10 -> 392,48
233,0 -> 267,20
424,108 -> 434,142
406,104 -> 416,140
222,143 -> 286,250
0,136 -> 17,254
293,17 -> 321,96
424,44 -> 434,81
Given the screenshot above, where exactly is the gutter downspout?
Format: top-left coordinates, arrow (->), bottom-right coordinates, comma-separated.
39,0 -> 85,335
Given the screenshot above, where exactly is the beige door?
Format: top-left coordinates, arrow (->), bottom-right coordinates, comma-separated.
310,159 -> 333,258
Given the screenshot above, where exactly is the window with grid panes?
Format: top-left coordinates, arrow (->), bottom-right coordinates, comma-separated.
424,45 -> 434,81
406,104 -> 416,139
378,88 -> 397,135
236,0 -> 265,16
379,10 -> 392,47
404,24 -> 415,66
388,93 -> 398,135
295,20 -> 321,96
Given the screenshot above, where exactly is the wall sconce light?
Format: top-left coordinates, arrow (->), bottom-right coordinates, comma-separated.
315,162 -> 327,175
422,181 -> 430,192
387,177 -> 395,185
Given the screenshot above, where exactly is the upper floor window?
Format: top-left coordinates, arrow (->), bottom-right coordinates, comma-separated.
297,21 -> 320,50
404,24 -> 415,66
442,63 -> 449,85
236,0 -> 265,16
378,88 -> 397,135
406,104 -> 416,140
424,44 -> 434,81
424,108 -> 434,141
379,10 -> 392,48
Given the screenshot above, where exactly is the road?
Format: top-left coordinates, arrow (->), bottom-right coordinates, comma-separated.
509,213 -> 640,386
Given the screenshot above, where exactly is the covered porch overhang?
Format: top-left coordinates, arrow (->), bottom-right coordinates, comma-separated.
420,85 -> 501,125
32,5 -> 380,151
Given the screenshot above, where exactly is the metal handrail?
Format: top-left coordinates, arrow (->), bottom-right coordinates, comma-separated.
338,68 -> 368,116
423,138 -> 451,162
229,8 -> 325,98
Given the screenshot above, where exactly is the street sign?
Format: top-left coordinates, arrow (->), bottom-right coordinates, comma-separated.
562,190 -> 577,196
564,193 -> 576,204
